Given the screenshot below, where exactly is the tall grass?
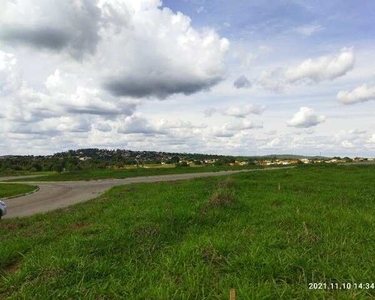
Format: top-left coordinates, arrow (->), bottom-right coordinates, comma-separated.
1,165 -> 375,299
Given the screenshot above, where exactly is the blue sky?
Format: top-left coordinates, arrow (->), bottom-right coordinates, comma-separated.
0,0 -> 374,157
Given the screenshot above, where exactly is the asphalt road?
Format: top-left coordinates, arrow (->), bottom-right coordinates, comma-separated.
1,167 -> 293,219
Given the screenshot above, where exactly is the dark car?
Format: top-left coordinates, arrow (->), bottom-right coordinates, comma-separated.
0,200 -> 7,219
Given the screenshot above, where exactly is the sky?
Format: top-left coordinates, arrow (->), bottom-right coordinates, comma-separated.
0,0 -> 374,157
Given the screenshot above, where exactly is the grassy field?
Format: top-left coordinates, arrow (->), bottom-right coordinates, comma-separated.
0,184 -> 38,199
10,165 -> 262,182
0,171 -> 55,178
1,165 -> 375,299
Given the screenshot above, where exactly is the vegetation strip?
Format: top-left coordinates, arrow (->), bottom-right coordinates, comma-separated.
0,184 -> 38,199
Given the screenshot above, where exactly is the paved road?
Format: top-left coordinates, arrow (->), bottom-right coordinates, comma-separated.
1,167 -> 293,219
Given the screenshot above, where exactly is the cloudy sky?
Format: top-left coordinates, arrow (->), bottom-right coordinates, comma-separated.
0,0 -> 374,157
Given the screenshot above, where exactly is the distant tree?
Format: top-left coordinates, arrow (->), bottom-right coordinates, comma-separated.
170,156 -> 180,164
247,159 -> 256,165
53,164 -> 64,173
32,163 -> 43,172
176,162 -> 189,168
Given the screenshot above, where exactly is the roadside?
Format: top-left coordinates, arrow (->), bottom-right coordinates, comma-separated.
2,167 -> 294,219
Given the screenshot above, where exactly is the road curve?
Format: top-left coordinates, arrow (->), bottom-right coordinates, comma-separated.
1,167 -> 293,219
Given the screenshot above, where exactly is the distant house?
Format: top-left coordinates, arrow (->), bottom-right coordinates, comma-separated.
79,156 -> 92,161
300,158 -> 310,164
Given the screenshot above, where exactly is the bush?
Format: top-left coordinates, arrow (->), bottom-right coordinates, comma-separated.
176,162 -> 189,168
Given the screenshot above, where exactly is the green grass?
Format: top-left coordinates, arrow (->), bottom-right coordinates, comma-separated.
0,184 -> 38,199
1,165 -> 375,299
0,171 -> 55,177
11,165 -> 262,182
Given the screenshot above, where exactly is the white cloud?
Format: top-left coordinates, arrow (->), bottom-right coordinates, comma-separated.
337,84 -> 375,105
287,107 -> 325,128
205,104 -> 266,118
285,48 -> 355,83
212,120 -> 262,137
99,2 -> 229,99
293,24 -> 323,36
341,140 -> 354,148
367,134 -> 375,144
256,68 -> 285,92
1,0 -> 229,100
256,48 -> 355,93
348,129 -> 367,135
117,115 -> 166,135
261,137 -> 282,149
224,104 -> 266,118
0,50 -> 22,95
224,120 -> 263,131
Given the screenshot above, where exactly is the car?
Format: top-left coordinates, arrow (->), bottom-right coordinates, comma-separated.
0,200 -> 7,220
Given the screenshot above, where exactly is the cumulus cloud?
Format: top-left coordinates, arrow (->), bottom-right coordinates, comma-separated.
233,75 -> 251,89
0,1 -> 233,154
104,75 -> 222,100
117,115 -> 166,135
341,140 -> 354,149
224,104 -> 267,118
0,51 -> 21,95
205,104 -> 266,118
256,48 -> 355,92
368,134 -> 375,144
8,116 -> 91,135
94,122 -> 112,132
337,84 -> 375,105
212,120 -> 262,137
287,107 -> 325,128
158,119 -> 206,130
348,129 -> 367,135
100,2 -> 229,99
224,120 -> 263,131
285,48 -> 354,83
0,0 -> 102,60
261,137 -> 282,149
44,70 -> 137,116
2,1 -> 229,99
1,59 -> 138,139
256,68 -> 285,92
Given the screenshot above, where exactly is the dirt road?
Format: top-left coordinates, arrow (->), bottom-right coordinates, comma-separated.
1,167 -> 293,219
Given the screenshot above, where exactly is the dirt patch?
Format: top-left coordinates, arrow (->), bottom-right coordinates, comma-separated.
68,222 -> 90,231
2,258 -> 22,275
208,190 -> 236,207
200,178 -> 238,216
218,178 -> 237,189
0,221 -> 27,231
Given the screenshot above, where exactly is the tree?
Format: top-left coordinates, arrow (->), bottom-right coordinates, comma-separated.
176,161 -> 189,168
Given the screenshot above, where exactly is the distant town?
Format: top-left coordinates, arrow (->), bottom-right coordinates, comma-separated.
0,148 -> 373,174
